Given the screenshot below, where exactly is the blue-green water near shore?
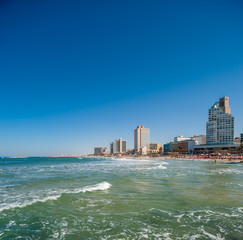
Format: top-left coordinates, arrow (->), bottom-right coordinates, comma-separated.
0,157 -> 242,240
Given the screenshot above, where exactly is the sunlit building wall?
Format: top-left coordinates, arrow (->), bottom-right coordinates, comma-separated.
206,97 -> 234,145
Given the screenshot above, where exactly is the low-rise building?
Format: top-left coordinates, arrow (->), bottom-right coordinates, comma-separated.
164,142 -> 175,153
174,135 -> 206,145
174,136 -> 190,143
164,140 -> 197,153
194,143 -> 240,154
94,147 -> 107,155
140,147 -> 148,155
150,143 -> 162,153
190,135 -> 206,145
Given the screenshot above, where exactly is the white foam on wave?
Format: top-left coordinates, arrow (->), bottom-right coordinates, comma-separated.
135,161 -> 169,172
190,234 -> 202,240
0,195 -> 61,212
0,181 -> 111,212
156,164 -> 167,169
199,226 -> 224,240
111,157 -> 138,161
71,181 -> 111,194
162,232 -> 172,240
211,168 -> 243,175
141,163 -> 167,170
161,161 -> 169,165
237,207 -> 243,213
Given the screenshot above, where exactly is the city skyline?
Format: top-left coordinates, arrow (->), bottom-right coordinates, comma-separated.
0,1 -> 243,156
95,96 -> 240,155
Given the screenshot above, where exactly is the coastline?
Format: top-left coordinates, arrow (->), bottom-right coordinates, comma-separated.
2,155 -> 243,164
92,154 -> 243,163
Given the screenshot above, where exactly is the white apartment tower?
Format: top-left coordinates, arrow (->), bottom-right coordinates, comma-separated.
134,126 -> 150,151
206,97 -> 234,145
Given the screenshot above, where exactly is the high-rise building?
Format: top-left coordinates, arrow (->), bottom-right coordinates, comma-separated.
110,138 -> 126,154
240,133 -> 243,144
134,126 -> 150,151
206,97 -> 234,145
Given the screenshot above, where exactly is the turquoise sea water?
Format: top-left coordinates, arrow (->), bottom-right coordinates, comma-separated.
0,157 -> 242,240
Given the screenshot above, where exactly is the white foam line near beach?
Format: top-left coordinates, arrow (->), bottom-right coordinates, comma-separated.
0,181 -> 111,212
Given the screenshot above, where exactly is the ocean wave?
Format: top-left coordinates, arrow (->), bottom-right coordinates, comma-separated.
156,164 -> 167,169
111,157 -> 139,161
70,181 -> 111,194
139,163 -> 167,171
134,161 -> 169,172
210,168 -> 243,175
0,182 -> 111,212
199,226 -> 224,240
237,207 -> 243,213
0,195 -> 61,212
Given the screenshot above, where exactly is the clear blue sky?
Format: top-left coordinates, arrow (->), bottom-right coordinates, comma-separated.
0,0 -> 243,156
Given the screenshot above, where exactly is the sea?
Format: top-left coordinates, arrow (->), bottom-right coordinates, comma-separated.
0,157 -> 242,240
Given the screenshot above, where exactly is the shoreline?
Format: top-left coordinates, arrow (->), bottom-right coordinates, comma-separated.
2,155 -> 243,163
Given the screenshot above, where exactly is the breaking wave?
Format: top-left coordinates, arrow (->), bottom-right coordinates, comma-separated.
0,182 -> 111,212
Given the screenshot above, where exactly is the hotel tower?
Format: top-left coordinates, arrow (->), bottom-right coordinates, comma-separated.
206,97 -> 234,145
134,126 -> 150,151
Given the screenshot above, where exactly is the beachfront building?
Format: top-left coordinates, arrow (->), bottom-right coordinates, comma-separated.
150,143 -> 162,153
164,140 -> 197,153
110,138 -> 126,154
206,97 -> 234,145
140,147 -> 148,155
94,147 -> 107,155
174,135 -> 206,145
190,135 -> 206,145
194,97 -> 239,153
134,126 -> 150,152
241,134 -> 243,144
164,142 -> 176,153
174,136 -> 190,143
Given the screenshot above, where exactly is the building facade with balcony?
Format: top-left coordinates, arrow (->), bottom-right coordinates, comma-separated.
150,143 -> 162,153
206,97 -> 234,145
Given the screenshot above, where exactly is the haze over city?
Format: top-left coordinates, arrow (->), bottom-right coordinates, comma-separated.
0,0 -> 243,156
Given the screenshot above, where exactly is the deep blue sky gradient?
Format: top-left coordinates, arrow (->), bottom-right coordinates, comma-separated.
0,0 -> 243,156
